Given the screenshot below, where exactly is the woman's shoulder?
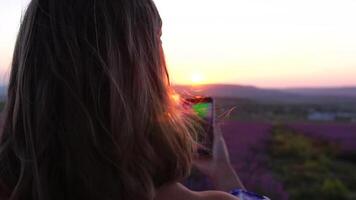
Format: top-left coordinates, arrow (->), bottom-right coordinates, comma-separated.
155,183 -> 239,200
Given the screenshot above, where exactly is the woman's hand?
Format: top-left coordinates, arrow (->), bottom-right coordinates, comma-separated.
193,122 -> 246,192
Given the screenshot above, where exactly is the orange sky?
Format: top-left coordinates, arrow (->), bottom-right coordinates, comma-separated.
1,0 -> 356,88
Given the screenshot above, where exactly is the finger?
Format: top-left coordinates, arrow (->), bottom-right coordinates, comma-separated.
213,121 -> 224,138
212,136 -> 231,163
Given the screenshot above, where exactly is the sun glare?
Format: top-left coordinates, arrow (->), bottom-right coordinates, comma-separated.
171,93 -> 181,104
191,73 -> 204,85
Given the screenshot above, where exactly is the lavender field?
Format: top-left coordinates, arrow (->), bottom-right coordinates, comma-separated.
221,121 -> 289,199
220,120 -> 356,200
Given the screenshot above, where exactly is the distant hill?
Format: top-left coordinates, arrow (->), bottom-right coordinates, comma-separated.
284,87 -> 356,97
174,84 -> 356,104
1,84 -> 356,104
174,84 -> 299,100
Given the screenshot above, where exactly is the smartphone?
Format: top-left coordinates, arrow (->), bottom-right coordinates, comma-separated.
184,97 -> 214,157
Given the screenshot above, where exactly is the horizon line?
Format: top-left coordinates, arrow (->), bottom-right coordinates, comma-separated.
172,83 -> 356,90
0,83 -> 356,90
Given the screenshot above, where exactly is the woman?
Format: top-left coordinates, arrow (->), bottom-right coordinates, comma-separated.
0,0 -> 267,199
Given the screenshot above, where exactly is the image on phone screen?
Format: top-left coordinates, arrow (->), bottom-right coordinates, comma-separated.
184,97 -> 214,156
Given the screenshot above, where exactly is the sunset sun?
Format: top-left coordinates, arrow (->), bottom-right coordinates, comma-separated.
191,73 -> 204,85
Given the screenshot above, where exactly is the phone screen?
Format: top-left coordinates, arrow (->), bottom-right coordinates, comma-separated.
184,97 -> 214,156
192,102 -> 212,119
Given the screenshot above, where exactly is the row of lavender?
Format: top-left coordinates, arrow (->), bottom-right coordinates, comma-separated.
288,123 -> 356,153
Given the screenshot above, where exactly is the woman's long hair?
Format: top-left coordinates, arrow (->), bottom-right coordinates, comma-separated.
0,0 -> 196,199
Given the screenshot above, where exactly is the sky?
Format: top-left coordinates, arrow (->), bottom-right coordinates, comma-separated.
1,0 -> 356,88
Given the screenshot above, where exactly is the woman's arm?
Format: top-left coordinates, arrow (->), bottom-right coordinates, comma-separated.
193,122 -> 245,192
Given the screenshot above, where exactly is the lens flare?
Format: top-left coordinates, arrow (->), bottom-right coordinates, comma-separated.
171,93 -> 180,103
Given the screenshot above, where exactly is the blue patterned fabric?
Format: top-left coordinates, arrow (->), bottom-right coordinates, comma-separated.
230,188 -> 270,200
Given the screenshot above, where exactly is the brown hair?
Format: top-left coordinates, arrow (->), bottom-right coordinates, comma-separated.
0,0 -> 196,199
